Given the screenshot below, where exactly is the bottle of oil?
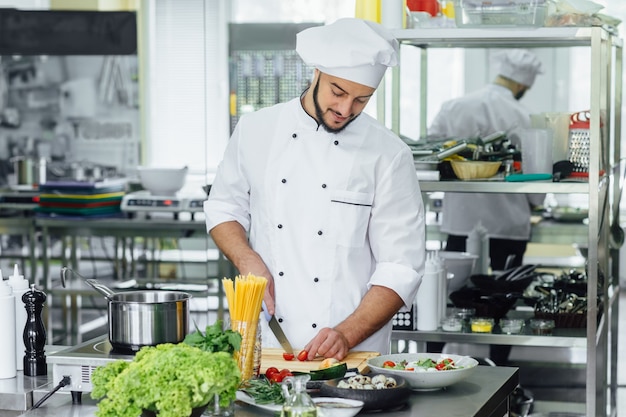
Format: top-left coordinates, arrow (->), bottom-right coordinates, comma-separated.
281,374 -> 317,417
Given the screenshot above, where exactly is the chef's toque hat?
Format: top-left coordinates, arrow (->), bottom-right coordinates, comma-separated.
495,49 -> 543,87
296,18 -> 399,89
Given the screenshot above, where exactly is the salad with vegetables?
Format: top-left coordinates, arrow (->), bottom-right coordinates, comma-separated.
382,357 -> 462,372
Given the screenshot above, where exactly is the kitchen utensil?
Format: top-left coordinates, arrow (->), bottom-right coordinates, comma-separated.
505,173 -> 552,182
552,160 -> 574,181
61,267 -> 191,351
610,160 -> 625,248
520,128 -> 553,174
262,301 -> 293,353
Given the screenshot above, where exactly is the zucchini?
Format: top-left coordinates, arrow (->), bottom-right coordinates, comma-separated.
308,362 -> 347,381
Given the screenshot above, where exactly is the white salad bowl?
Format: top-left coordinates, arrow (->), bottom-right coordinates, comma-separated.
367,353 -> 478,391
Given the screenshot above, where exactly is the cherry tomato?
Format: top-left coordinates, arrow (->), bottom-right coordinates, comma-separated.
269,373 -> 283,383
278,369 -> 293,380
283,352 -> 295,361
265,367 -> 279,378
435,358 -> 454,371
383,360 -> 396,368
297,349 -> 309,361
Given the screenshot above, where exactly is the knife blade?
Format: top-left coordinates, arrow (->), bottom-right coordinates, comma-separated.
262,301 -> 293,354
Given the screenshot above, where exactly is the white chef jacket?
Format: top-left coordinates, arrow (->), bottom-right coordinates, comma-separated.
429,84 -> 544,239
205,97 -> 425,354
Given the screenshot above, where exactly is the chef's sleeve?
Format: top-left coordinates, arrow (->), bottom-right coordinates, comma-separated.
203,123 -> 252,233
367,146 -> 426,309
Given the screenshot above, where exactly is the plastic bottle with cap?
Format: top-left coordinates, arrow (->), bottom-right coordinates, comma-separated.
8,264 -> 29,371
416,252 -> 440,331
467,221 -> 490,275
0,270 -> 17,379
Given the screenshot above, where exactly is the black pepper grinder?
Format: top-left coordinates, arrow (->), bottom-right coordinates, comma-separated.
23,284 -> 47,376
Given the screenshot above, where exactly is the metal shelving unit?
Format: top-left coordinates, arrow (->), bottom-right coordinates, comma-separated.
389,26 -> 622,417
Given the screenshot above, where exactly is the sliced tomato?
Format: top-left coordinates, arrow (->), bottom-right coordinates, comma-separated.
283,352 -> 295,361
297,349 -> 309,361
265,366 -> 279,378
383,360 -> 396,368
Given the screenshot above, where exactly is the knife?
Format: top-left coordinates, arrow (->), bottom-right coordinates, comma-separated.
262,301 -> 293,354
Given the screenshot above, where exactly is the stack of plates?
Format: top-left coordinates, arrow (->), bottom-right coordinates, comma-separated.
36,179 -> 127,218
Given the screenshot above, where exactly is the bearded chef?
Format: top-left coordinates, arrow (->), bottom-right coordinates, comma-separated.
204,18 -> 425,360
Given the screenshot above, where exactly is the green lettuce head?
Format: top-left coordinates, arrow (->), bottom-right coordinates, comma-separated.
91,343 -> 241,417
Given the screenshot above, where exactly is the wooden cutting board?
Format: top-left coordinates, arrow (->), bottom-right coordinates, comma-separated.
260,348 -> 379,374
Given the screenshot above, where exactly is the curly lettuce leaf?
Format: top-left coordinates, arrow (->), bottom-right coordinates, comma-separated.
91,344 -> 241,417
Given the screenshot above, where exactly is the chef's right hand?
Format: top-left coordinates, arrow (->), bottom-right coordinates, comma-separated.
238,261 -> 275,315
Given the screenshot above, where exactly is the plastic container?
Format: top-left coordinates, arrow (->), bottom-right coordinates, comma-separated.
530,318 -> 555,335
470,317 -> 494,333
7,264 -> 29,371
0,273 -> 17,379
441,316 -> 463,332
454,0 -> 547,28
499,318 -> 525,334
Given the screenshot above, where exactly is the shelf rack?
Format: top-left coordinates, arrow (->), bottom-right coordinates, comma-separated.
388,26 -> 622,417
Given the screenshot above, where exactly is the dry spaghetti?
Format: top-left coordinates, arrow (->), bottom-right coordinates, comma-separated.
222,273 -> 267,380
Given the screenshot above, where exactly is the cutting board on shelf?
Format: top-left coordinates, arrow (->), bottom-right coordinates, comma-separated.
260,349 -> 379,374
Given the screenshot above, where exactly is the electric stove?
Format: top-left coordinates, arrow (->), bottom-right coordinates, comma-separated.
47,335 -> 134,393
121,191 -> 207,218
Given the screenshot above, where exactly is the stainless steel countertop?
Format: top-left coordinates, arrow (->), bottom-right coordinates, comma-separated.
15,366 -> 518,417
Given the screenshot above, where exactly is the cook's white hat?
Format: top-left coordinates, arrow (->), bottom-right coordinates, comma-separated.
296,18 -> 399,89
495,49 -> 543,87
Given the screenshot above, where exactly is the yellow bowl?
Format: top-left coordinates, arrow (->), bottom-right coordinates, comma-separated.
450,160 -> 502,180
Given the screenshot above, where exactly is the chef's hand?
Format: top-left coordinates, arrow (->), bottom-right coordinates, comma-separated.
304,327 -> 350,361
240,264 -> 275,315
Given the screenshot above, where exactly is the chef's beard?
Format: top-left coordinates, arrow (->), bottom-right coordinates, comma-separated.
515,89 -> 526,100
313,77 -> 359,133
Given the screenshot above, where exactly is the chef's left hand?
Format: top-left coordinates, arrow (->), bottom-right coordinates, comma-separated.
304,327 -> 350,361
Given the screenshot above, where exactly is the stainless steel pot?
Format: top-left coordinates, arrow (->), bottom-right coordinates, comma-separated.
61,267 -> 191,351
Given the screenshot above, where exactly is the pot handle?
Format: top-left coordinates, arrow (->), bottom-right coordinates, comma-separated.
84,279 -> 116,299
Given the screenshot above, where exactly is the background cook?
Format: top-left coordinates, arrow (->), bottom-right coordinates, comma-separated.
428,49 -> 545,365
204,18 -> 425,360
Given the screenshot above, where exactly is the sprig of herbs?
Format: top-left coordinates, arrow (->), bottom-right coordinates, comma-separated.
183,320 -> 242,355
241,377 -> 285,405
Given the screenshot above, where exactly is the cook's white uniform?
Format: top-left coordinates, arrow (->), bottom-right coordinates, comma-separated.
429,84 -> 544,239
205,97 -> 426,354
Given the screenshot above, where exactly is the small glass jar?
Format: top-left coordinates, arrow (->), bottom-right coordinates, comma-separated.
470,317 -> 494,333
530,319 -> 555,335
499,318 -> 525,334
441,316 -> 463,332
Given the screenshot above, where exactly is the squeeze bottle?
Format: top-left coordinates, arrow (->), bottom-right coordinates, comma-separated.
467,222 -> 490,274
8,264 -> 29,371
416,253 -> 440,331
0,271 -> 17,379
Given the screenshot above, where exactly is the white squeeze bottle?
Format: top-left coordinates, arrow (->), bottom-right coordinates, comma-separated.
0,270 -> 17,379
8,264 -> 29,371
416,253 -> 439,331
467,221 -> 490,275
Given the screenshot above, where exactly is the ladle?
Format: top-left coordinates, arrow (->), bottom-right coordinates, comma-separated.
609,161 -> 625,249
60,266 -> 116,300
